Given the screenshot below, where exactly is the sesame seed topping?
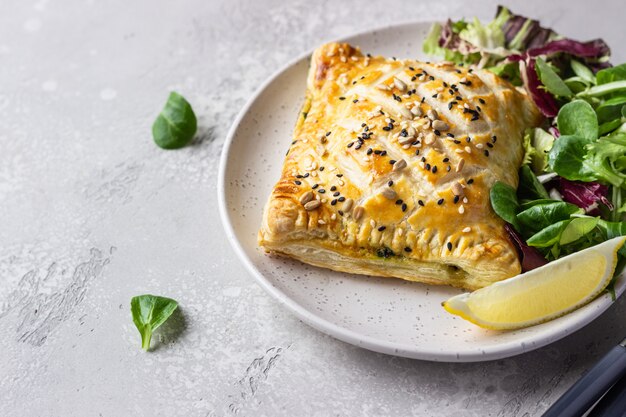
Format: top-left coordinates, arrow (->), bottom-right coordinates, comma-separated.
353,205 -> 364,220
381,188 -> 397,200
467,178 -> 474,184
304,200 -> 321,211
437,198 -> 444,205
388,180 -> 394,187
447,242 -> 453,251
462,227 -> 471,233
401,203 -> 407,212
458,205 -> 465,214
404,247 -> 412,252
418,200 -> 425,206
378,225 -> 386,231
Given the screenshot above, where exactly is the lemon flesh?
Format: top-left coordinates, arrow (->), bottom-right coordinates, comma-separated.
443,236 -> 626,330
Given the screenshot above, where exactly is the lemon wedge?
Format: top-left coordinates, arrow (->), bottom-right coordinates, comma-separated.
443,236 -> 626,330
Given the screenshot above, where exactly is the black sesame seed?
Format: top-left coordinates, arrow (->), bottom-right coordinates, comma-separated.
312,184 -> 319,189
336,173 -> 343,177
434,130 -> 441,136
420,157 -> 426,162
415,149 -> 420,156
404,247 -> 412,253
400,129 -> 408,137
446,165 -> 451,172
432,166 -> 438,173
484,150 -> 490,157
319,166 -> 325,171
456,95 -> 463,101
388,180 -> 394,186
432,93 -> 438,99
303,173 -> 310,178
421,97 -> 426,103
395,199 -> 403,205
443,157 -> 449,163
355,143 -> 362,150
447,133 -> 455,138
353,99 -> 359,103
466,137 -> 472,143
326,131 -> 331,136
453,140 -> 461,144
492,136 -> 497,143
378,226 -> 386,231
318,189 -> 326,193
443,81 -> 448,87
333,192 -> 340,197
338,196 -> 345,202
347,142 -> 354,148
330,186 -> 336,191
479,98 -> 485,104
418,200 -> 425,206
389,160 -> 396,165
447,242 -> 453,251
338,210 -> 344,216
380,151 -> 387,156
454,195 -> 459,204
425,163 -> 431,171
401,203 -> 407,212
339,96 -> 346,100
331,199 -> 337,205
476,105 -> 481,112
374,150 -> 382,155
382,126 -> 392,131
437,198 -> 444,205
467,178 -> 474,184
294,181 -> 302,185
429,76 -> 435,81
296,174 -> 304,178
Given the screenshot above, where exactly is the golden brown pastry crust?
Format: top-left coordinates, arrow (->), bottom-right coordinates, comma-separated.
258,42 -> 543,290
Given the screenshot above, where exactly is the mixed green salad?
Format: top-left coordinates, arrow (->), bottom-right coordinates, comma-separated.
424,7 -> 626,287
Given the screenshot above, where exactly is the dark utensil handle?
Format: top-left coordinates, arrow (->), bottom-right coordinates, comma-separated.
588,373 -> 626,417
542,343 -> 626,417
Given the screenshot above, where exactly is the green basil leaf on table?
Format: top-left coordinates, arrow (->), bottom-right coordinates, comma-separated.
526,219 -> 571,248
131,294 -> 179,351
517,201 -> 581,233
548,135 -> 597,181
152,91 -> 197,149
517,165 -> 549,200
535,58 -> 573,98
556,100 -> 598,140
560,216 -> 599,245
490,181 -> 520,230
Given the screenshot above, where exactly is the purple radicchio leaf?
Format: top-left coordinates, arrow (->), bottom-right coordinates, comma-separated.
558,178 -> 613,215
438,19 -> 476,55
498,5 -> 556,50
548,126 -> 560,138
519,58 -> 560,117
525,38 -> 611,60
505,223 -> 549,272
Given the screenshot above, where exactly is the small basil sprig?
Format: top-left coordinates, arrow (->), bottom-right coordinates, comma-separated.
131,294 -> 179,351
152,92 -> 197,149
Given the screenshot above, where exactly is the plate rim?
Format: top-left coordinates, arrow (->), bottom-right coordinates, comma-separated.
217,20 -> 624,362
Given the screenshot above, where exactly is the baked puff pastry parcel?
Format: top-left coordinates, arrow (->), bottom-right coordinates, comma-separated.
258,42 -> 542,290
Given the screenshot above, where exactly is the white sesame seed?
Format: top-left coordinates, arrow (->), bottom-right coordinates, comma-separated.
464,146 -> 472,154
402,144 -> 410,149
321,198 -> 327,203
340,56 -> 347,63
364,58 -> 370,67
475,143 -> 484,149
462,227 -> 471,233
463,197 -> 468,204
318,219 -> 326,225
385,117 -> 392,124
370,219 -> 376,228
376,84 -> 390,91
339,180 -> 345,186
351,56 -> 359,61
393,77 -> 407,91
331,213 -> 337,220
458,205 -> 465,214
455,149 -> 465,154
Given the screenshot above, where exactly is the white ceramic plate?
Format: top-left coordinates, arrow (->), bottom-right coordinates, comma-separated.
217,21 -> 626,362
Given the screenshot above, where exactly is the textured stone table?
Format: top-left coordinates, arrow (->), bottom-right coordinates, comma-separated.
1,0 -> 625,415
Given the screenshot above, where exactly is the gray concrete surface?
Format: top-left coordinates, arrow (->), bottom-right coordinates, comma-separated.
1,0 -> 625,415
